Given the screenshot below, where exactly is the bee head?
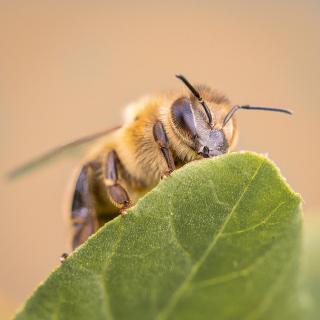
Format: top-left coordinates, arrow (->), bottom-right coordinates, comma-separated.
173,74 -> 292,159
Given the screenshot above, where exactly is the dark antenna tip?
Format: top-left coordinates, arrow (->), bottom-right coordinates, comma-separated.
175,74 -> 186,80
240,105 -> 293,115
223,104 -> 293,127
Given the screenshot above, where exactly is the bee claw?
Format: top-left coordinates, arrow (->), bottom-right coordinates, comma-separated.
60,252 -> 69,263
120,200 -> 131,216
161,170 -> 172,180
120,209 -> 128,216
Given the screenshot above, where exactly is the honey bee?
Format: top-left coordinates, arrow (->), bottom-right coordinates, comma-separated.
9,74 -> 291,251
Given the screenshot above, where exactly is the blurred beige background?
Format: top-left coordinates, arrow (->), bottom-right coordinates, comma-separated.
0,1 -> 319,318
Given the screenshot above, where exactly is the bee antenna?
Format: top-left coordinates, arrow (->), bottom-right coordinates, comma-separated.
175,74 -> 213,126
223,105 -> 292,127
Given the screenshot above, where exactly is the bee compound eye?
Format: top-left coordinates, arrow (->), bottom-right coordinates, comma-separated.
171,97 -> 198,139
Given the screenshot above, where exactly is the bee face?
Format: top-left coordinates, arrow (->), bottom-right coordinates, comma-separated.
196,128 -> 228,158
170,96 -> 232,158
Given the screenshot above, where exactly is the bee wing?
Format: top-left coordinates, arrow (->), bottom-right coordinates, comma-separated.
7,126 -> 120,180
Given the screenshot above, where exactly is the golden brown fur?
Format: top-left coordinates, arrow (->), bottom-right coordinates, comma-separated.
83,87 -> 237,222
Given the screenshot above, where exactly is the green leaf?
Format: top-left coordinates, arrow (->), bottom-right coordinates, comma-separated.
14,152 -> 302,320
300,216 -> 320,320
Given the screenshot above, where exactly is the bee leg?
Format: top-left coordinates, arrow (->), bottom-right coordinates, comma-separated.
153,120 -> 175,177
105,150 -> 131,213
71,163 -> 99,250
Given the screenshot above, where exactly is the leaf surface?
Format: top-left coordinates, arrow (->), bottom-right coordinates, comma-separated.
300,216 -> 320,320
14,152 -> 302,320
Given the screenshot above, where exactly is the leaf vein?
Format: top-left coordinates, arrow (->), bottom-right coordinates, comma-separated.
192,242 -> 275,289
221,201 -> 286,237
168,210 -> 193,261
156,160 -> 265,320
